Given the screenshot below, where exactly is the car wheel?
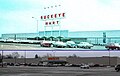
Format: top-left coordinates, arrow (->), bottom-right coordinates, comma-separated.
67,46 -> 70,48
118,48 -> 120,50
41,45 -> 43,47
56,45 -> 58,48
74,46 -> 77,48
116,48 -> 120,50
51,44 -> 53,47
55,45 -> 57,47
111,48 -> 114,50
83,47 -> 85,48
88,47 -> 91,49
116,69 -> 120,72
116,48 -> 118,50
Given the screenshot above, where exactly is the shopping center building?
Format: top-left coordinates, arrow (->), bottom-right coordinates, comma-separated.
2,56 -> 120,66
1,30 -> 120,44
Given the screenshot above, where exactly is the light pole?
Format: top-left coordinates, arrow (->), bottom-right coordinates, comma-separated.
32,17 -> 39,40
24,50 -> 26,66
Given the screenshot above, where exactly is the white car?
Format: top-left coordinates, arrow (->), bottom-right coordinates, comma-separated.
66,41 -> 78,48
53,41 -> 67,48
5,39 -> 14,43
0,39 -> 7,42
12,39 -> 21,43
77,42 -> 93,49
81,64 -> 90,69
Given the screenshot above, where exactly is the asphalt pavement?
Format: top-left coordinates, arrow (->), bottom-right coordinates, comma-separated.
0,66 -> 120,76
0,43 -> 107,50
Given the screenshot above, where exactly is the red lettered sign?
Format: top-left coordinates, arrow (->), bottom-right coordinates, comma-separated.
48,57 -> 59,60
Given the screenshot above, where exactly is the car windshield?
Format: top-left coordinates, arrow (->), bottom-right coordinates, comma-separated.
108,43 -> 120,46
67,41 -> 75,44
114,43 -> 120,46
43,41 -> 52,43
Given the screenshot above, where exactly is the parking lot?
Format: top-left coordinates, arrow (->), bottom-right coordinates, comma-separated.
0,66 -> 119,76
0,43 -> 120,76
0,42 -> 107,50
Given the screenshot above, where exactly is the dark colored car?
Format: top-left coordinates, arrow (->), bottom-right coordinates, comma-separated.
105,43 -> 120,50
115,64 -> 120,72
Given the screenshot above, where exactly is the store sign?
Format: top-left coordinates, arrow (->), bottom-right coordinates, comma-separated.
40,13 -> 65,20
48,57 -> 59,60
45,21 -> 59,26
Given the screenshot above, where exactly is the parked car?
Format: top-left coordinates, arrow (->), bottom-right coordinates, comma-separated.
80,64 -> 90,69
53,41 -> 67,48
20,40 -> 30,44
28,63 -> 38,66
0,39 -> 7,42
40,41 -> 55,47
66,41 -> 78,48
7,63 -> 14,66
20,63 -> 28,66
28,40 -> 41,44
115,64 -> 120,72
12,39 -> 21,43
14,63 -> 20,66
0,62 -> 7,67
5,39 -> 14,43
105,43 -> 120,50
77,42 -> 93,49
65,64 -> 81,67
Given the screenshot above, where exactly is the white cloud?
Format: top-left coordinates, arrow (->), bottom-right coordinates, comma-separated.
1,0 -> 120,35
60,0 -> 120,31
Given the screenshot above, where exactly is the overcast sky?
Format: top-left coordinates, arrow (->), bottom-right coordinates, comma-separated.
1,0 -> 120,57
2,51 -> 120,58
1,0 -> 120,37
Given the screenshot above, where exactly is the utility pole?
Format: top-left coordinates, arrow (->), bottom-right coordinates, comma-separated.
32,17 -> 39,40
